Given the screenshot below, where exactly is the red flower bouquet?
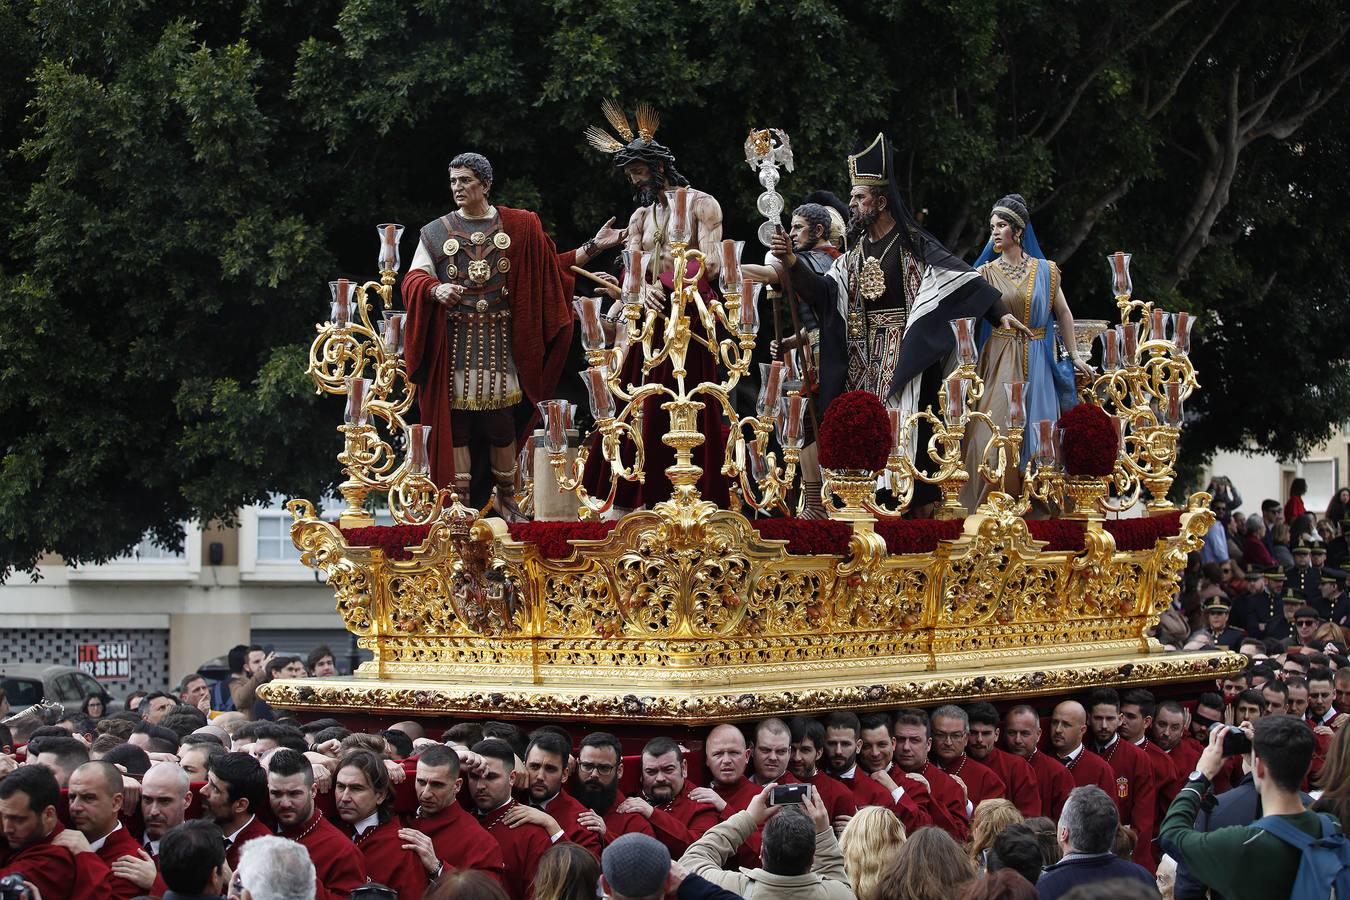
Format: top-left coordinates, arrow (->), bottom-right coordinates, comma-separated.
339,523 -> 432,560
819,390 -> 893,472
509,521 -> 619,560
751,519 -> 852,555
1056,402 -> 1119,477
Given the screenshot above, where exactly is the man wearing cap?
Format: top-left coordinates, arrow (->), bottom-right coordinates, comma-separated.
1316,573 -> 1349,625
1238,569 -> 1282,637
1202,596 -> 1245,651
1290,606 -> 1323,650
601,833 -> 741,900
1265,589 -> 1304,643
1286,541 -> 1319,606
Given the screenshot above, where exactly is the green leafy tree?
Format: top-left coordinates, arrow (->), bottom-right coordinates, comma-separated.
2,0 -> 1347,578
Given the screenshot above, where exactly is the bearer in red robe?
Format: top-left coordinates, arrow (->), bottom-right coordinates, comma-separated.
930,706 -> 1009,809
822,711 -> 933,833
503,732 -> 602,857
0,766 -> 109,900
398,745 -> 506,884
572,733 -> 656,846
468,740 -> 554,900
335,749 -> 428,898
267,749 -> 366,900
402,151 -> 622,514
1004,705 -> 1075,820
787,717 -> 857,830
613,737 -> 719,857
66,761 -> 144,899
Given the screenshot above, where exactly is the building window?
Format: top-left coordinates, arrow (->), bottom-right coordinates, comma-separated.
255,508 -> 303,562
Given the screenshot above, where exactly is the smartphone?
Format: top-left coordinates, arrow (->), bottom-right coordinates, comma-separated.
1211,722 -> 1252,756
770,783 -> 809,806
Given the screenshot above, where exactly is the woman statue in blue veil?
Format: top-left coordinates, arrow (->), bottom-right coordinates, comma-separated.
961,194 -> 1093,511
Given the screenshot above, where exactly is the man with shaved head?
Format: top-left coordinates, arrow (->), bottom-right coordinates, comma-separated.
67,761 -> 145,898
107,761 -> 192,893
694,724 -> 758,817
1048,701 -> 1116,797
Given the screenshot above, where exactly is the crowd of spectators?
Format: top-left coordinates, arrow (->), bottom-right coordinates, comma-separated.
0,480 -> 1345,898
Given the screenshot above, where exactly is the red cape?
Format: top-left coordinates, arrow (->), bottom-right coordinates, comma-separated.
402,207 -> 577,486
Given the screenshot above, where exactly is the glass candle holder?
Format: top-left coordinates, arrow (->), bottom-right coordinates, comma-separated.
345,377 -> 372,426
538,400 -> 569,453
1005,381 -> 1027,429
1149,308 -> 1170,343
747,440 -> 768,481
377,223 -> 405,273
329,279 -> 353,327
1112,415 -> 1129,455
665,188 -> 692,245
888,408 -> 905,454
582,367 -> 614,419
777,395 -> 808,450
738,279 -> 761,334
782,348 -> 803,393
1100,327 -> 1120,372
1034,419 -> 1057,465
405,423 -> 430,475
951,317 -> 977,367
942,375 -> 967,426
573,296 -> 607,351
1108,251 -> 1133,299
1164,382 -> 1184,426
1120,322 -> 1139,365
380,311 -> 406,356
757,361 -> 785,418
621,249 -> 649,304
1174,312 -> 1193,356
719,239 -> 744,294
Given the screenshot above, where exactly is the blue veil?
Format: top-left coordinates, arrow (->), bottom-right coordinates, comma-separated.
972,220 -> 1047,267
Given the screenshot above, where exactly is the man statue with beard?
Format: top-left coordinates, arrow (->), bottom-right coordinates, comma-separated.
573,732 -> 656,846
773,134 -> 1029,473
403,151 -> 624,516
581,102 -> 730,509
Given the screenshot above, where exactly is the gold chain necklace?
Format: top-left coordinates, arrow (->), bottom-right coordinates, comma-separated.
859,231 -> 901,302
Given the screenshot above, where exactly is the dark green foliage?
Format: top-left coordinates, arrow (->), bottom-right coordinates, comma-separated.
2,0 -> 1347,577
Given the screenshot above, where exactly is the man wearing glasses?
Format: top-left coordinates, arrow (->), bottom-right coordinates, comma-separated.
573,732 -> 655,847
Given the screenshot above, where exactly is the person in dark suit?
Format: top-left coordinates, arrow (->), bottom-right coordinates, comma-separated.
1202,596 -> 1247,651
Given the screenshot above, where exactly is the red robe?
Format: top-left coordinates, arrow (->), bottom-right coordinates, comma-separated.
408,803 -> 506,885
595,791 -> 656,846
1137,738 -> 1180,844
978,747 -> 1042,818
282,809 -> 368,900
642,784 -> 720,857
803,770 -> 857,823
898,762 -> 970,842
1063,746 -> 1118,796
1094,738 -> 1157,871
225,814 -> 273,872
935,753 -> 1007,808
479,800 -> 553,900
402,207 -> 577,486
537,790 -> 602,857
0,823 -> 108,900
350,817 -> 428,899
835,766 -> 933,834
1025,749 -> 1076,821
93,822 -> 153,900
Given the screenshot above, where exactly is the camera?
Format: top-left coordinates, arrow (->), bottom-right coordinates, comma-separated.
770,783 -> 810,806
0,874 -> 31,900
1211,722 -> 1252,757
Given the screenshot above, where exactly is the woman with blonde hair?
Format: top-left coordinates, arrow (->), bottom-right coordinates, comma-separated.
839,805 -> 907,900
969,798 -> 1024,872
877,826 -> 977,900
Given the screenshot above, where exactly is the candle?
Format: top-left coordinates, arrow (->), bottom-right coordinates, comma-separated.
1174,312 -> 1193,355
888,408 -> 904,452
739,279 -> 760,334
1035,419 -> 1056,463
330,278 -> 350,326
1005,382 -> 1027,429
1121,322 -> 1139,364
778,395 -> 807,449
564,401 -> 576,432
943,375 -> 966,425
583,367 -> 614,419
345,377 -> 371,426
574,297 -> 606,351
538,400 -> 568,453
1149,308 -> 1169,342
381,311 -> 405,356
673,187 -> 688,235
1101,327 -> 1119,371
621,249 -> 648,301
406,424 -> 430,475
951,317 -> 976,366
758,361 -> 784,417
1164,382 -> 1183,426
1110,251 -> 1132,298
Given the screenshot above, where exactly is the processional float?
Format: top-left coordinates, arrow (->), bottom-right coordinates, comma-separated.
262,155 -> 1240,725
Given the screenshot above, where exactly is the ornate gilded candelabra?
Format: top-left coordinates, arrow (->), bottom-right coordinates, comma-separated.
545,191 -> 807,525
1090,253 -> 1198,512
306,224 -> 444,527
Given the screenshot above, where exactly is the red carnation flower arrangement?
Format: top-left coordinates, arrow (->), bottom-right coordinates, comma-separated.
818,390 -> 893,472
1056,402 -> 1119,477
339,523 -> 433,560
